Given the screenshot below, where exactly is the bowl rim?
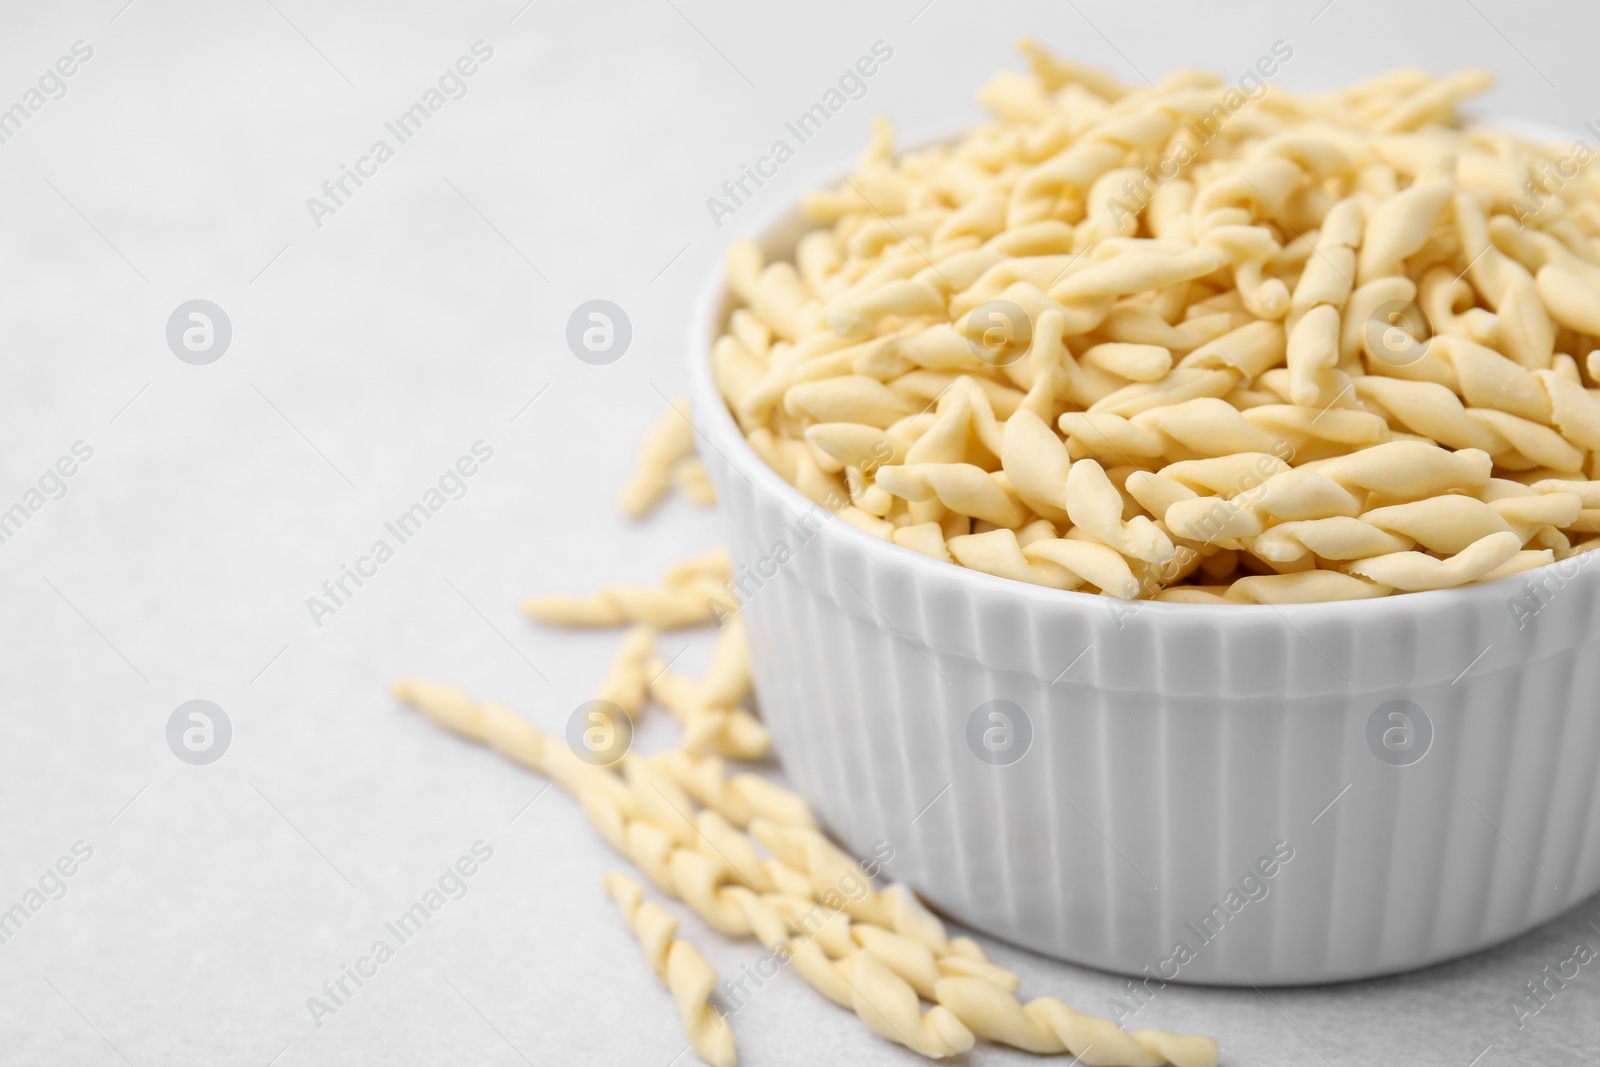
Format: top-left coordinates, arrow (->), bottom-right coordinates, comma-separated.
684,140 -> 1600,625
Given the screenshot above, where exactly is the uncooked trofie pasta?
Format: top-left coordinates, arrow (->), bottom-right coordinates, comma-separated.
522,547 -> 737,627
618,396 -> 708,518
393,676 -> 1217,1067
605,871 -> 738,1067
710,41 -> 1600,603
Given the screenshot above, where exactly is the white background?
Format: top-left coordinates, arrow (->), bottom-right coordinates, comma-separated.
1,0 -> 1597,1063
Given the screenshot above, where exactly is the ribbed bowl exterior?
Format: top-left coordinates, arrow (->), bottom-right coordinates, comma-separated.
687,210 -> 1600,986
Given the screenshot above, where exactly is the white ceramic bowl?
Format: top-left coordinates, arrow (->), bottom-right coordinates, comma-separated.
685,194 -> 1600,986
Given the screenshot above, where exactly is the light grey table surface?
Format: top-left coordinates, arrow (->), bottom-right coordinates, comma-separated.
1,1 -> 1596,1063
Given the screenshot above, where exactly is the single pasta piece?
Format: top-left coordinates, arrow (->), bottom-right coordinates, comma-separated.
850,950 -> 975,1059
619,397 -> 699,519
523,547 -> 736,627
591,625 -> 656,715
1343,530 -> 1523,591
647,617 -> 772,760
1224,570 -> 1392,603
605,872 -> 738,1067
673,456 -> 718,506
935,976 -> 1217,1067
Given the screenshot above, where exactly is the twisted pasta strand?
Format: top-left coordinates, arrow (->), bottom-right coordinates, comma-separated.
647,617 -> 772,760
387,681 -> 1034,1021
394,680 -> 1213,1065
935,977 -> 1217,1067
619,397 -> 699,519
523,548 -> 736,627
605,872 -> 738,1067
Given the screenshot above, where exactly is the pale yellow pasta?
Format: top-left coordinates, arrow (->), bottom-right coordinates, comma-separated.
1125,469 -> 1200,519
1225,571 -> 1392,604
1159,453 -> 1292,496
646,617 -> 771,761
1344,530 -> 1523,590
950,528 -> 1078,589
394,680 -> 1222,1067
704,44 -> 1600,604
1081,341 -> 1173,382
591,625 -> 656,714
1166,495 -> 1266,542
619,397 -> 698,519
892,520 -> 955,560
1361,496 -> 1516,554
605,872 -> 738,1067
1533,478 -> 1600,507
851,951 -> 976,1059
673,456 -> 718,506
1023,536 -> 1139,597
523,548 -> 736,628
652,749 -> 815,830
1001,407 -> 1072,519
1249,517 -> 1415,562
1291,303 -> 1354,410
934,977 -> 1217,1067
1477,549 -> 1557,583
876,463 -> 1029,527
1245,469 -> 1364,521
1305,442 -> 1492,499
1067,459 -> 1175,562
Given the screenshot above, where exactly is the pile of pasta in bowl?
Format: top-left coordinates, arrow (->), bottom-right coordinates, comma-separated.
710,41 -> 1600,604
